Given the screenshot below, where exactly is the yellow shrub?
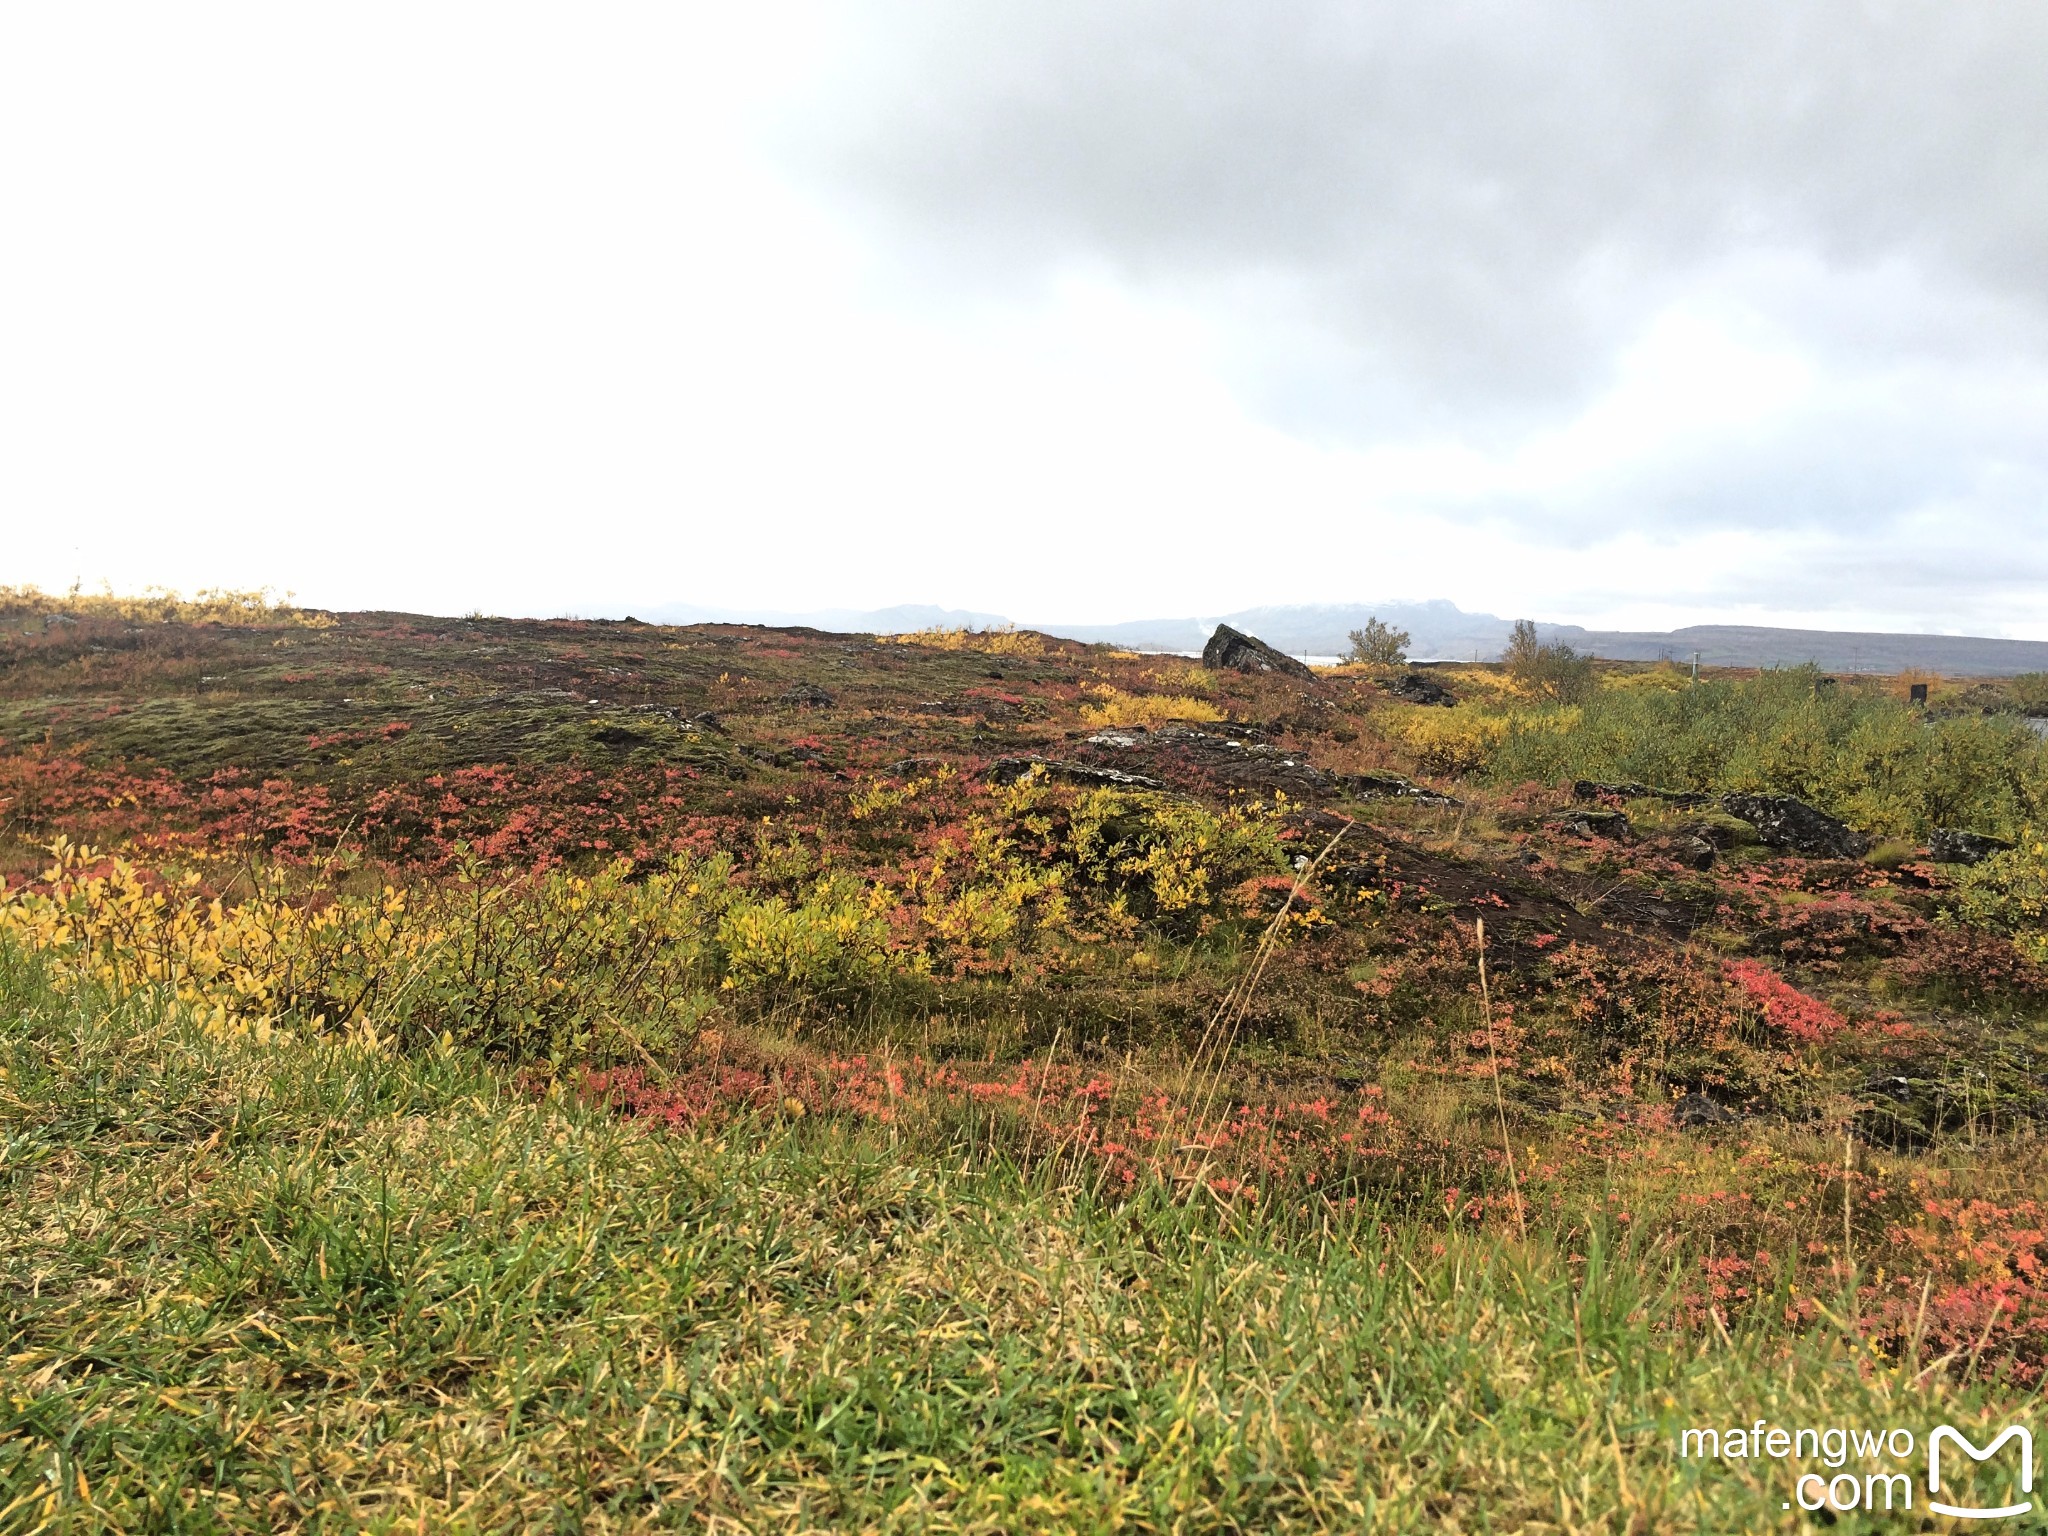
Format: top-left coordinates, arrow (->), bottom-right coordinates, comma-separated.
1432,667 -> 1519,701
716,874 -> 896,993
1060,783 -> 1286,934
1139,662 -> 1214,694
848,766 -> 954,821
1079,687 -> 1225,726
1601,663 -> 1693,693
891,625 -> 1046,657
0,841 -> 742,1058
0,777 -> 1305,1045
1390,710 -> 1511,776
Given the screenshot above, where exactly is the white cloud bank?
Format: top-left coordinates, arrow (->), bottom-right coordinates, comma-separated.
3,3 -> 2044,634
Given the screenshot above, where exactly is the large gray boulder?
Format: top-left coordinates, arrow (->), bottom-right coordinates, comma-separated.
1719,793 -> 1870,859
1930,828 -> 2015,866
1201,624 -> 1315,680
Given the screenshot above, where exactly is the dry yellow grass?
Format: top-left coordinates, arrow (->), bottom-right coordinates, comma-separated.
891,624 -> 1048,656
0,583 -> 332,627
1079,686 -> 1225,726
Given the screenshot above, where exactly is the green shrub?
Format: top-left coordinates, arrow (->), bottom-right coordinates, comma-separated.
2009,673 -> 2048,715
1486,667 -> 2046,838
1345,616 -> 1411,667
1502,619 -> 1595,704
1041,780 -> 1288,936
1073,793 -> 1286,932
1947,833 -> 2048,963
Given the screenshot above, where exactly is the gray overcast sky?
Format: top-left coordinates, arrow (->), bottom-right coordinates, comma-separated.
5,3 -> 2045,633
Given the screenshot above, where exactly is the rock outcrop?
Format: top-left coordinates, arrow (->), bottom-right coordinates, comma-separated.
1674,836 -> 1719,871
1201,624 -> 1315,680
1929,828 -> 2015,866
1673,1094 -> 1741,1130
1719,793 -> 1870,859
1381,672 -> 1456,706
1679,812 -> 1755,849
1549,808 -> 1631,840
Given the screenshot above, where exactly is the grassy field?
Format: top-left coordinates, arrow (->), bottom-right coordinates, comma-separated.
5,593 -> 2048,1530
6,953 -> 2031,1533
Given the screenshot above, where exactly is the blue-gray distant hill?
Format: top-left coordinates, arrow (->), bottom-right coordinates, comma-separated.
625,598 -> 2048,675
1041,603 -> 2048,675
636,601 -> 1012,633
1553,624 -> 2048,676
1046,602 -> 1513,660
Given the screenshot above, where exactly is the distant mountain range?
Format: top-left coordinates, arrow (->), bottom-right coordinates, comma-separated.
635,601 -> 1012,632
1047,601 -> 1509,660
1045,603 -> 2048,675
1511,623 -> 2048,677
625,599 -> 2048,676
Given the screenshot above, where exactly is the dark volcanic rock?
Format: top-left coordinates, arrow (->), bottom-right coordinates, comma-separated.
1320,862 -> 1387,898
1381,672 -> 1455,706
1676,836 -> 1718,871
1673,1095 -> 1740,1130
1549,808 -> 1631,840
1929,828 -> 2015,865
1149,724 -> 1329,796
1719,793 -> 1870,859
1321,842 -> 1617,947
1680,815 -> 1751,850
985,757 -> 1168,791
1201,624 -> 1315,681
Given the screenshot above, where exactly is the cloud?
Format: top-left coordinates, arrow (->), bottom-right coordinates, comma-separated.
794,3 -> 2048,356
780,0 -> 2048,541
2,3 -> 2042,636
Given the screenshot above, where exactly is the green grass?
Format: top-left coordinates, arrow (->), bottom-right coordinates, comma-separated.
2,953 -> 2031,1533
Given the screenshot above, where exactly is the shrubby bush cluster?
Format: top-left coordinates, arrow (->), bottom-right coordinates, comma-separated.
1405,666 -> 2045,840
1344,616 -> 1410,668
0,773 -> 1292,1063
1949,832 -> 2048,963
1501,619 -> 1595,703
